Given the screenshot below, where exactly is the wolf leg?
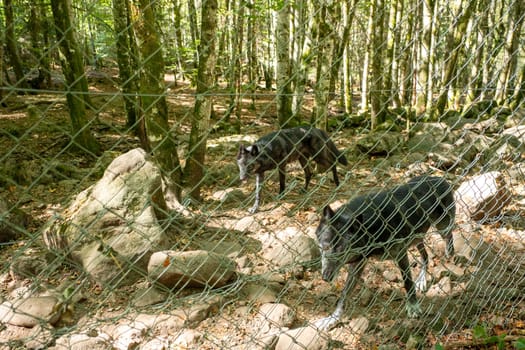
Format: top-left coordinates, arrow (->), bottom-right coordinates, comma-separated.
331,166 -> 340,186
299,156 -> 312,190
415,241 -> 429,292
314,259 -> 365,331
396,250 -> 422,318
278,164 -> 287,194
249,173 -> 263,213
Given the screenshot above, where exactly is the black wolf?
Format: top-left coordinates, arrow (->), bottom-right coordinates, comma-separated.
237,126 -> 348,213
314,176 -> 455,330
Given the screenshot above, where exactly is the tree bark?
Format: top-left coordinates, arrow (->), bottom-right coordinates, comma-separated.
494,0 -> 524,104
312,2 -> 333,130
433,0 -> 476,117
276,0 -> 294,127
414,0 -> 434,114
3,0 -> 28,89
133,0 -> 183,201
112,0 -> 146,146
185,0 -> 218,201
369,0 -> 387,129
50,0 -> 100,154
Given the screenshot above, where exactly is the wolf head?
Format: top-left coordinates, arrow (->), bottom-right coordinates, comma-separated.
237,144 -> 259,181
316,205 -> 346,282
316,205 -> 362,282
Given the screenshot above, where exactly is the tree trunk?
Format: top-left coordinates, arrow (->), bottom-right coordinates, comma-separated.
329,0 -> 358,108
28,0 -> 51,89
185,0 -> 218,201
225,0 -> 243,132
172,0 -> 185,81
276,0 -> 294,127
312,3 -> 332,130
187,0 -> 199,70
247,0 -> 258,109
369,0 -> 387,129
384,0 -> 402,108
112,0 -> 146,146
133,0 -> 183,201
291,0 -> 308,121
510,62 -> 525,109
50,0 -> 100,154
433,0 -> 476,117
414,0 -> 434,114
4,0 -> 28,89
466,0 -> 486,103
494,0 -> 524,104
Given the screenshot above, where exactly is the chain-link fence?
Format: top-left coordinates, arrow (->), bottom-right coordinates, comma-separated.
1,0 -> 525,349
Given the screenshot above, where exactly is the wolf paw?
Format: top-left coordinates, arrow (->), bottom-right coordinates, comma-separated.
415,270 -> 427,292
406,301 -> 422,318
313,315 -> 339,331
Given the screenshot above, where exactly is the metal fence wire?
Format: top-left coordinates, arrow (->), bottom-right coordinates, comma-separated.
0,0 -> 525,349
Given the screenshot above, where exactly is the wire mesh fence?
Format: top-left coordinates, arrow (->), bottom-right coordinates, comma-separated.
0,0 -> 525,349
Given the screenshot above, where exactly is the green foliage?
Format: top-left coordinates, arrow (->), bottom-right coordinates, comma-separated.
514,338 -> 525,350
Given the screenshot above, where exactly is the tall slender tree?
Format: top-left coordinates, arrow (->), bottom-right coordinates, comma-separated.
312,2 -> 333,129
369,0 -> 387,129
433,0 -> 476,117
4,0 -> 28,89
276,0 -> 294,127
494,0 -> 524,104
185,0 -> 218,201
50,0 -> 100,154
133,0 -> 183,201
112,0 -> 145,145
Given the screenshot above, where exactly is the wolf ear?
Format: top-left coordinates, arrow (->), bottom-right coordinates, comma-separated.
322,205 -> 335,220
238,144 -> 247,157
250,144 -> 259,156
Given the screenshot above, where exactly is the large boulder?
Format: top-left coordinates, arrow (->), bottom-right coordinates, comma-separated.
455,171 -> 512,222
260,228 -> 320,269
148,250 -> 236,288
356,131 -> 404,156
0,296 -> 63,327
42,148 -> 172,286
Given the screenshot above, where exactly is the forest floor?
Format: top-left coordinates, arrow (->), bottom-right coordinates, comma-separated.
1,69 -> 525,349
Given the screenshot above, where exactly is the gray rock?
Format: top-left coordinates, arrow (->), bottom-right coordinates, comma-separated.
53,332 -> 111,350
235,216 -> 261,232
148,250 -> 236,288
261,233 -> 320,268
356,132 -> 404,156
454,171 -> 512,222
211,188 -> 245,203
257,303 -> 295,329
275,325 -> 328,350
132,287 -> 167,307
0,296 -> 62,327
42,148 -> 172,287
239,280 -> 280,304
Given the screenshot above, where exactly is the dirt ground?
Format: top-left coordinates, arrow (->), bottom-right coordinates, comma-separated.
1,71 -> 525,349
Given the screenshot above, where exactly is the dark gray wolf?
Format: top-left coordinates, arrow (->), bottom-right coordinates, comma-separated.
314,175 -> 455,330
237,126 -> 348,213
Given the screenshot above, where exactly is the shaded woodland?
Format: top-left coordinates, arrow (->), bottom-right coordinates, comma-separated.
0,0 -> 524,348
1,0 -> 524,200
